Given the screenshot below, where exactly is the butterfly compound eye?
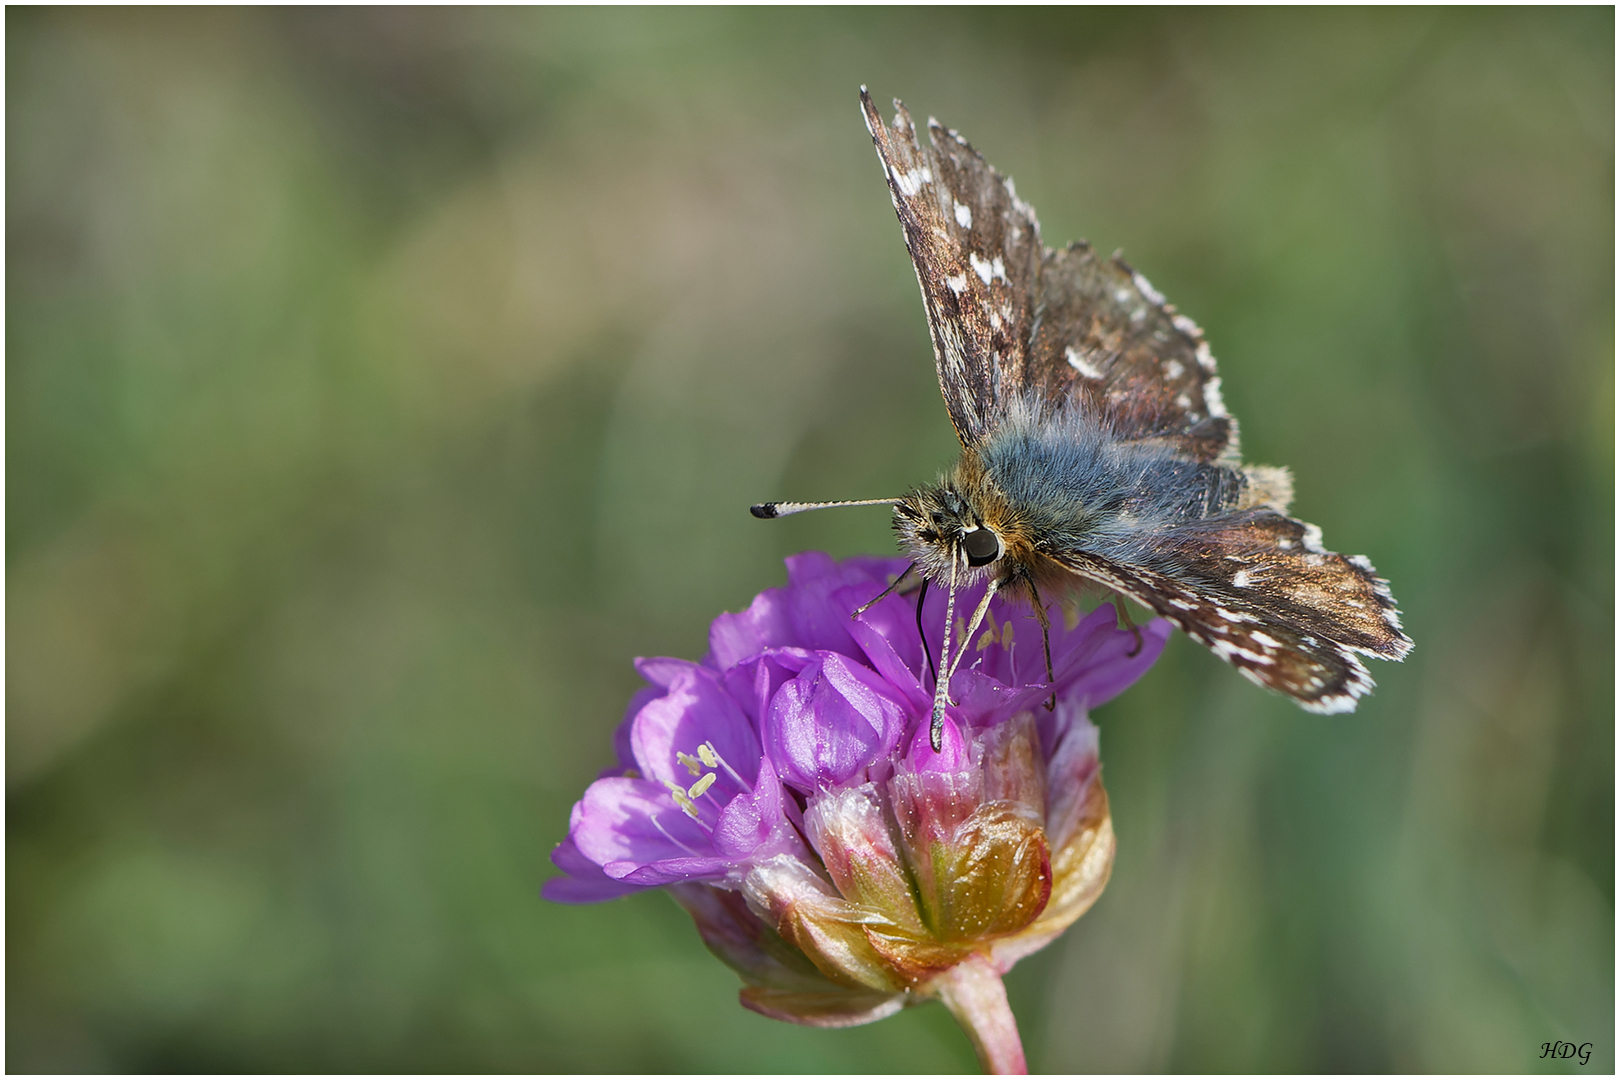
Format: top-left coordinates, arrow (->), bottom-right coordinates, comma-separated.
963,527 -> 1002,567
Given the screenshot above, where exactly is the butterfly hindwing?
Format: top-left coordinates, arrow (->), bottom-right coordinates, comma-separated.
1049,510 -> 1410,712
1051,549 -> 1371,712
861,89 -> 1042,447
1144,511 -> 1410,660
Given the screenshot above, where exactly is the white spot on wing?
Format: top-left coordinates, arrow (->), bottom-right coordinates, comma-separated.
970,252 -> 994,285
1250,631 -> 1283,650
1195,342 -> 1217,373
1065,346 -> 1103,379
1132,271 -> 1166,306
1203,376 -> 1227,417
954,201 -> 973,228
1163,358 -> 1184,380
945,274 -> 968,295
1171,313 -> 1203,338
1211,639 -> 1273,665
1302,524 -> 1325,552
1176,393 -> 1192,409
892,165 -> 932,196
1232,569 -> 1252,587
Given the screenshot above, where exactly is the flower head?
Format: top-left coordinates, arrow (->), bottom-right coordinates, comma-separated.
545,553 -> 1169,1071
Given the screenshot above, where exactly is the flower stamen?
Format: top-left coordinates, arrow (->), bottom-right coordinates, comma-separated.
650,807 -> 706,850
698,741 -> 748,789
976,610 -> 1000,652
664,779 -> 705,822
666,746 -> 732,821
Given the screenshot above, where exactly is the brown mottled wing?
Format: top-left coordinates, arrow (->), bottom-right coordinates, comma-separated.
1051,511 -> 1411,712
1028,243 -> 1238,465
861,89 -> 1043,447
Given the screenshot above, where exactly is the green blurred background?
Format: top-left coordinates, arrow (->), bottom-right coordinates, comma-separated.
7,7 -> 1612,1072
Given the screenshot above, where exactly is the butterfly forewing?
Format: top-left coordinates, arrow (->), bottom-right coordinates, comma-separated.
1029,244 -> 1237,465
864,91 -> 1238,466
861,89 -> 1042,447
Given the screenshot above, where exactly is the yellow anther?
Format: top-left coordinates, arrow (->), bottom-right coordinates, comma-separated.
664,780 -> 701,821
1002,620 -> 1014,648
676,751 -> 704,776
696,743 -> 721,768
977,610 -> 1000,651
689,772 -> 716,799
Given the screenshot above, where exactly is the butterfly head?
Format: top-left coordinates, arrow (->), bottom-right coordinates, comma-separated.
893,471 -> 1018,586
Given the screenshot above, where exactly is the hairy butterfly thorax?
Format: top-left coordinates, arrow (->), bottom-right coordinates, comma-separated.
752,89 -> 1412,751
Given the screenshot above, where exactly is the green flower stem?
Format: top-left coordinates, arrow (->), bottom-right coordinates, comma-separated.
928,954 -> 1027,1075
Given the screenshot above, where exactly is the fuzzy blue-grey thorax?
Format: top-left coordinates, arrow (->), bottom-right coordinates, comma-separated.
975,397 -> 1249,568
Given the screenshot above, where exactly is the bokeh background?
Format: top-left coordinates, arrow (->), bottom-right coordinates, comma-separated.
7,7 -> 1612,1072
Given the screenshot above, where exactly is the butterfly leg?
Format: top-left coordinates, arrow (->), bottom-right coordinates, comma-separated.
1112,591 -> 1143,657
1023,572 -> 1056,711
852,561 -> 917,618
929,560 -> 961,751
942,575 -> 1003,694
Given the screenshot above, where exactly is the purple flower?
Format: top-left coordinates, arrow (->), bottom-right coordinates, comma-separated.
545,553 -> 1169,1072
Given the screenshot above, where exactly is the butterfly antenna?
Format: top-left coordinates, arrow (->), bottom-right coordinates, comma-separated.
930,558 -> 960,752
851,561 -> 917,618
750,498 -> 900,519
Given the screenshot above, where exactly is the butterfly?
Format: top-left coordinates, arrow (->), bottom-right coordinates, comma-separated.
754,89 -> 1412,749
